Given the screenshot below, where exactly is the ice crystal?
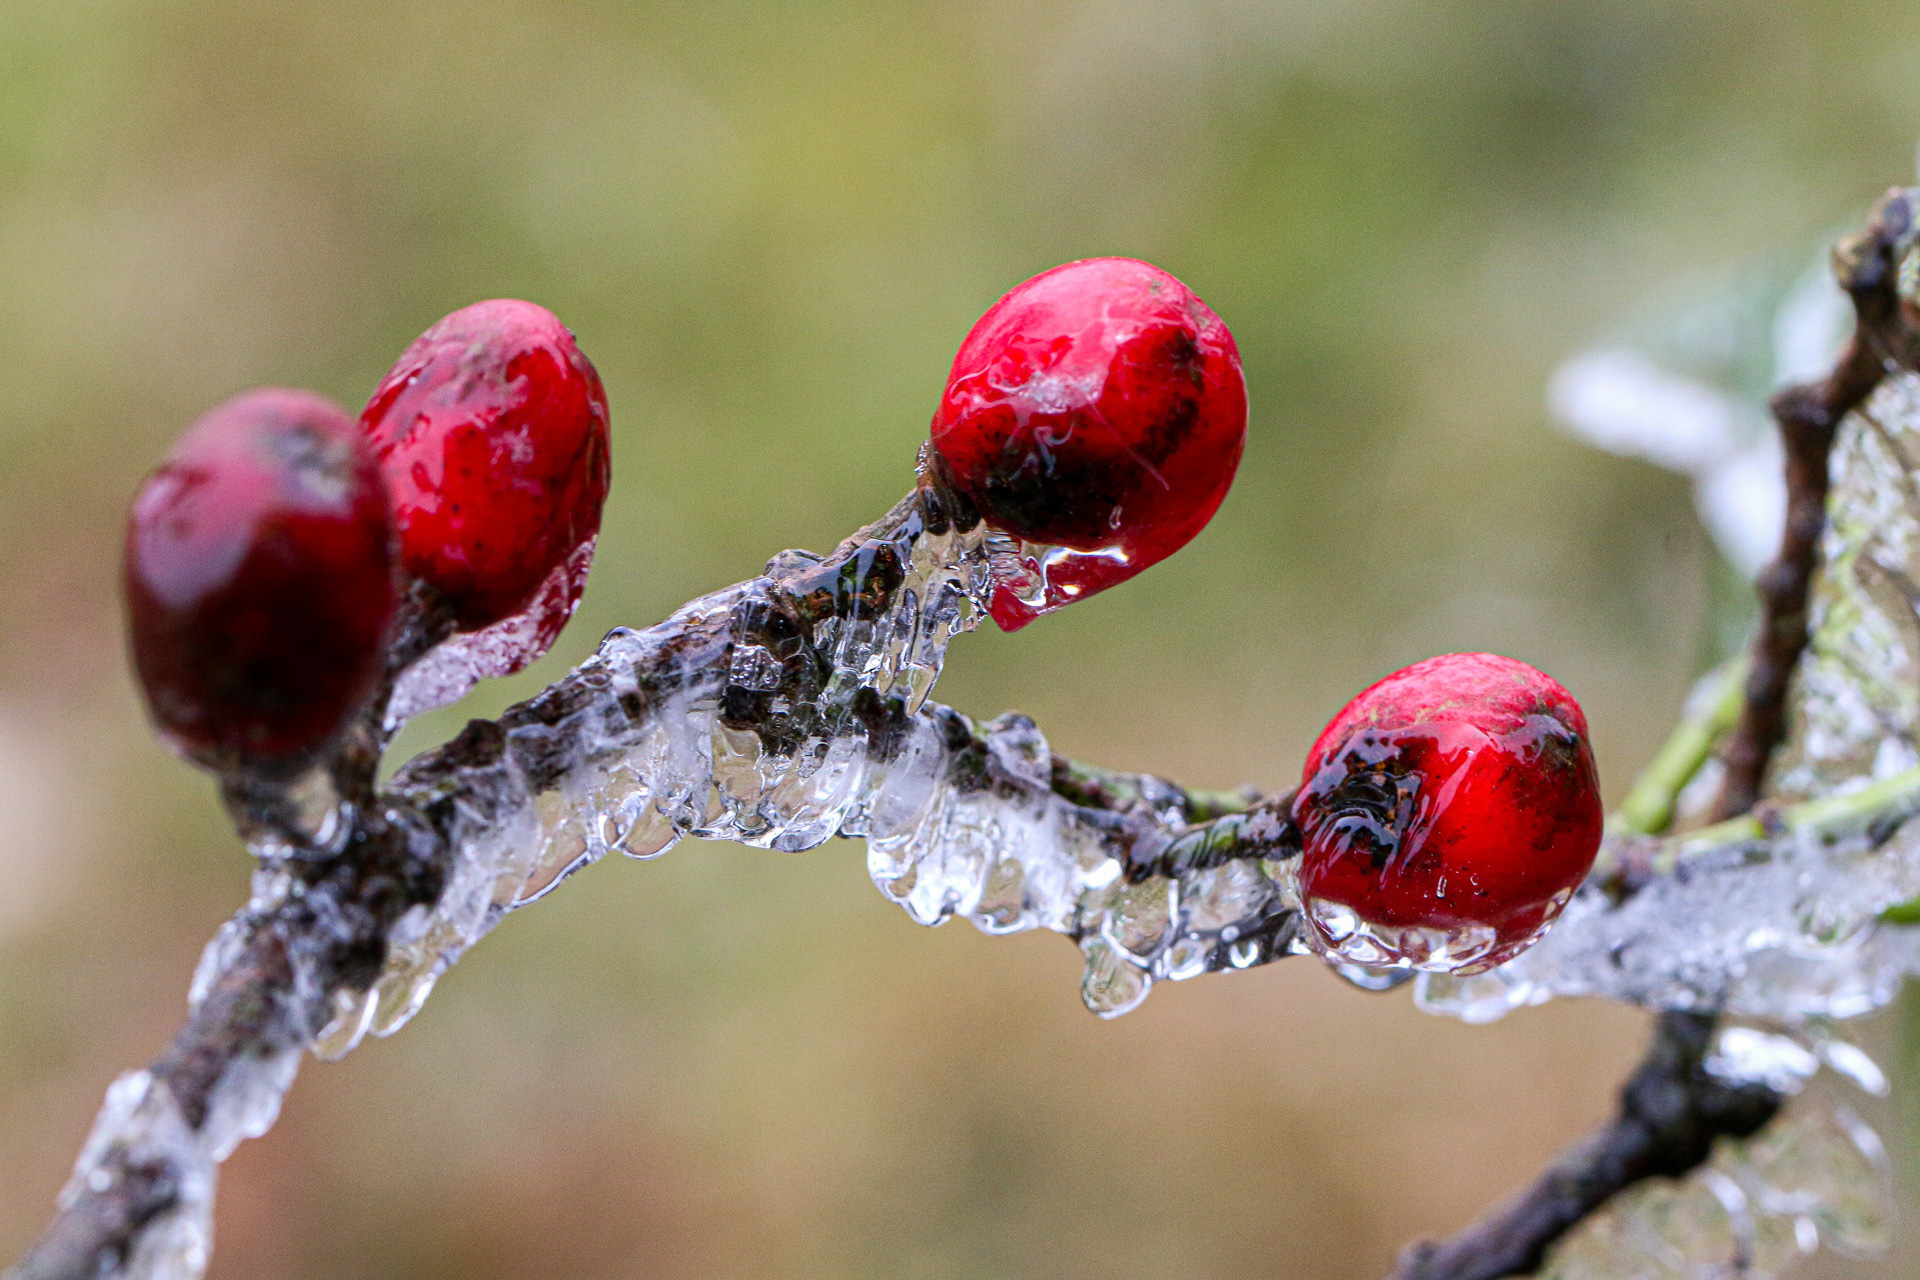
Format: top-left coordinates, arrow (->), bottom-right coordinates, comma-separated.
1547,245 -> 1850,577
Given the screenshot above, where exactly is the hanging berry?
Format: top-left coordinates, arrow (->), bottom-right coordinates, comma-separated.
1292,653 -> 1604,974
360,299 -> 611,673
125,388 -> 397,773
925,257 -> 1247,630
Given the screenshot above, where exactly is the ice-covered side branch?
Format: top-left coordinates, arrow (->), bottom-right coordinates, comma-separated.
1715,187 -> 1920,821
1388,185 -> 1920,1280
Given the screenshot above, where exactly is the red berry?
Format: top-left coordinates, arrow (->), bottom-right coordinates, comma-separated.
1292,653 -> 1603,973
927,258 -> 1246,631
360,299 -> 610,671
125,389 -> 396,772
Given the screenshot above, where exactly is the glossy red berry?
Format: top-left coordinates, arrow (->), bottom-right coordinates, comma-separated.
927,258 -> 1246,631
360,299 -> 610,671
125,389 -> 397,772
1292,653 -> 1603,973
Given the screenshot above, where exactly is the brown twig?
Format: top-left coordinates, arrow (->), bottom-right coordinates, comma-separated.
1714,187 -> 1920,819
1388,1013 -> 1783,1280
1387,186 -> 1920,1280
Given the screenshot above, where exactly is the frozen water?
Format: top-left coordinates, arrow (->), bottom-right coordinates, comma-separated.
1423,376 -> 1920,1027
1413,802 -> 1920,1024
387,538 -> 598,725
1770,374 -> 1920,802
1547,247 -> 1851,578
57,1072 -> 216,1280
54,360 -> 1920,1277
1418,357 -> 1919,1280
317,491 -> 1002,1049
303,485 -> 1303,1045
1703,1027 -> 1820,1095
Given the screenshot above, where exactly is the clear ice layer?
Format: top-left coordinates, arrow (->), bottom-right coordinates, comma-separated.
1412,808 -> 1920,1024
60,1072 -> 215,1280
296,489 -> 1305,1067
1768,374 -> 1920,802
1302,892 -> 1570,976
387,537 -> 599,725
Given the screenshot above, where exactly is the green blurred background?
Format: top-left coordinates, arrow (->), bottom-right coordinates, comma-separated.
2,1 -> 1919,1276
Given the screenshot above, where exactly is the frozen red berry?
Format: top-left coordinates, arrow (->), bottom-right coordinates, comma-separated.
1292,653 -> 1603,973
360,299 -> 610,671
926,258 -> 1246,631
125,389 -> 397,772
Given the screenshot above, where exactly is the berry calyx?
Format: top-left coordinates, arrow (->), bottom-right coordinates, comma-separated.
1292,653 -> 1603,974
926,257 -> 1247,631
125,388 -> 397,773
360,299 -> 611,672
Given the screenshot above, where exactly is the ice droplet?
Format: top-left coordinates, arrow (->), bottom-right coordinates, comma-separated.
1704,1027 -> 1819,1095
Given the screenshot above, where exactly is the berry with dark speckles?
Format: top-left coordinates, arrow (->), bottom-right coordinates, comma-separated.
1292,652 -> 1603,973
926,257 -> 1246,630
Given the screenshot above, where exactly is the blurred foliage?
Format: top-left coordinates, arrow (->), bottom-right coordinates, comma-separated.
2,1 -> 1919,1276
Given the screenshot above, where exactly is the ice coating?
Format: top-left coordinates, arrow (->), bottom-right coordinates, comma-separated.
1413,775 -> 1920,1023
852,712 -> 1301,1016
46,374 -> 1920,1277
308,482 -> 1304,1050
386,538 -> 598,724
59,1073 -> 214,1280
309,489 -> 1000,1052
1768,373 -> 1920,802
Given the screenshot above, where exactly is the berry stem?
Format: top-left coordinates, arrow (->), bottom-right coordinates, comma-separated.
1609,654 -> 1746,840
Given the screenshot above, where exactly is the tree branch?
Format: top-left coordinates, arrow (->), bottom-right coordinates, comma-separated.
7,488 -> 1290,1280
1713,186 -> 1920,820
1385,185 -> 1920,1280
15,192 -> 1920,1280
1388,1013 -> 1783,1280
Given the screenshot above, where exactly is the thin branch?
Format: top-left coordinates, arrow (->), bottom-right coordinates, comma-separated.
6,489 -> 1282,1280
1713,186 -> 1920,820
1388,1013 -> 1783,1280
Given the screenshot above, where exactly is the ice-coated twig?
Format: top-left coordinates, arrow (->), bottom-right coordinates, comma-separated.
1714,186 -> 1920,821
8,479 -> 1306,1280
1388,1013 -> 1784,1280
1391,186 -> 1920,1280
